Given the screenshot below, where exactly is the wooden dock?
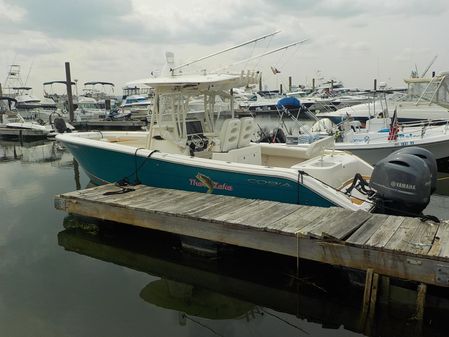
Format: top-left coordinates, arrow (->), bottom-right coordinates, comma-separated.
54,184 -> 449,288
0,127 -> 49,140
71,120 -> 147,131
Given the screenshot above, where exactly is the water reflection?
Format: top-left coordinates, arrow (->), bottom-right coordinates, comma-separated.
140,279 -> 254,320
0,139 -> 63,163
57,217 -> 449,337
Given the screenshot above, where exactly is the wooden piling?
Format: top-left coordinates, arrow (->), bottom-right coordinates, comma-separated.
288,76 -> 292,92
65,62 -> 75,122
368,273 -> 379,321
360,269 -> 379,333
379,276 -> 390,304
415,283 -> 427,321
361,269 -> 374,321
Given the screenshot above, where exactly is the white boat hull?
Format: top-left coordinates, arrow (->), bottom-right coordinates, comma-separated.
335,138 -> 449,164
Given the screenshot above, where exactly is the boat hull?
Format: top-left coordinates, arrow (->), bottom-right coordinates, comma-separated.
63,140 -> 336,208
336,138 -> 449,165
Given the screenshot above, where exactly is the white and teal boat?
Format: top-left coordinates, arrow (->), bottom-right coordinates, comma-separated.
57,72 -> 375,211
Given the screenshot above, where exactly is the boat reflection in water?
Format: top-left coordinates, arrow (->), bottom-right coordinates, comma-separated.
58,216 -> 449,337
140,279 -> 254,321
0,140 -> 63,163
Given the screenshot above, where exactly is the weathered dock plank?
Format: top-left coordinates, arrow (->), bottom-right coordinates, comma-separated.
299,209 -> 346,238
281,207 -> 331,234
364,216 -> 405,248
54,184 -> 449,287
346,214 -> 390,246
428,221 -> 449,259
188,196 -> 253,219
386,218 -> 439,255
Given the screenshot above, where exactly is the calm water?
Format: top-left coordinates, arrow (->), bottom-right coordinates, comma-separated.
1,139 -> 449,337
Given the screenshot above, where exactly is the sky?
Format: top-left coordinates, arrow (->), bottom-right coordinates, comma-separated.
1,0 -> 448,98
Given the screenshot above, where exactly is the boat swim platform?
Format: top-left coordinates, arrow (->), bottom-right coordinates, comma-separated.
54,184 -> 449,288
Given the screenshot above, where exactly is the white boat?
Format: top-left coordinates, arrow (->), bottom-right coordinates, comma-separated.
74,96 -> 106,121
318,117 -> 449,164
276,96 -> 449,165
1,96 -> 74,137
2,112 -> 53,135
56,35 -> 439,216
57,71 -> 379,212
56,72 -> 439,217
317,72 -> 449,124
82,81 -> 116,101
119,94 -> 152,120
238,91 -> 285,114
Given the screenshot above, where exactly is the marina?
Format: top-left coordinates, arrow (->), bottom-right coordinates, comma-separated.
2,4 -> 449,335
2,117 -> 449,337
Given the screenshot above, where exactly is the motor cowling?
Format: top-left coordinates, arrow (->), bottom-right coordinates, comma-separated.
370,150 -> 432,216
391,146 -> 437,194
53,117 -> 68,133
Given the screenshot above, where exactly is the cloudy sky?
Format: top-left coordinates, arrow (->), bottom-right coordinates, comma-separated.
1,0 -> 448,97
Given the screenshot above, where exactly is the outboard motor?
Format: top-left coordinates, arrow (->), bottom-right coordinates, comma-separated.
370,149 -> 432,216
392,147 -> 437,194
271,127 -> 286,143
53,117 -> 71,133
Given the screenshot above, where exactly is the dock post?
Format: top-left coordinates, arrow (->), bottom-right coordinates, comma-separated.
65,62 -> 75,122
19,129 -> 23,146
312,78 -> 315,91
379,275 -> 390,304
415,283 -> 427,321
360,268 -> 379,334
279,84 -> 283,95
288,76 -> 292,92
73,158 -> 81,190
0,82 -> 3,123
368,273 -> 379,321
259,75 -> 262,91
295,232 -> 301,318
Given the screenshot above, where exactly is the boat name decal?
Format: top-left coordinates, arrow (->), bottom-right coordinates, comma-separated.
190,173 -> 233,192
390,181 -> 416,190
247,178 -> 291,188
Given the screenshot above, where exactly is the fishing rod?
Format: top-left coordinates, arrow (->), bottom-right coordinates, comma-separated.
214,39 -> 309,72
25,60 -> 34,86
170,30 -> 281,74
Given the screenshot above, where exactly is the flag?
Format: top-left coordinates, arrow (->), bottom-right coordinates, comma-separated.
387,109 -> 399,141
271,66 -> 281,75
